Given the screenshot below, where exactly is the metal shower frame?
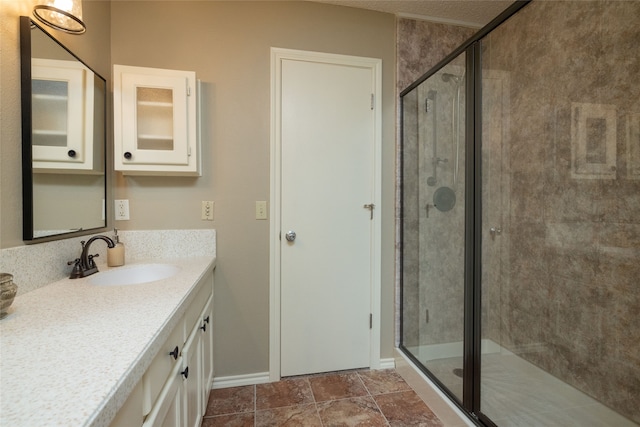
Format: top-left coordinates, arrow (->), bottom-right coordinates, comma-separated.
398,2 -> 532,426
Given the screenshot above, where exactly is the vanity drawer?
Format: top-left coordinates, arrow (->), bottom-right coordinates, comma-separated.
142,315 -> 184,416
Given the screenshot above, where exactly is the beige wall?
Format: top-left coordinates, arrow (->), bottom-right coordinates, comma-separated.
1,0 -> 395,378
110,2 -> 397,376
0,0 -> 111,248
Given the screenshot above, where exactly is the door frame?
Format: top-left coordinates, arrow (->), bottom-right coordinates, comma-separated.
269,47 -> 382,381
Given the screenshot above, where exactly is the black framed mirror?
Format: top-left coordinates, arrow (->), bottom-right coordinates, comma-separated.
20,16 -> 107,241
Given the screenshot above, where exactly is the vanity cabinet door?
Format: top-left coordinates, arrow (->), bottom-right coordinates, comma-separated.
31,58 -> 95,172
181,328 -> 202,427
109,380 -> 144,427
143,317 -> 185,417
200,294 -> 214,414
113,65 -> 200,176
142,362 -> 184,427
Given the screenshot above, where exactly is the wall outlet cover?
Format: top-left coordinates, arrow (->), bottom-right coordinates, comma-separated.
115,200 -> 130,220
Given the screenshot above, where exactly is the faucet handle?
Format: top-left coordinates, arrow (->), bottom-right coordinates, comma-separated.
67,258 -> 82,279
87,254 -> 99,269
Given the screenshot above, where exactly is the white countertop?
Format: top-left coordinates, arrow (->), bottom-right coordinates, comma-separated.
0,256 -> 216,427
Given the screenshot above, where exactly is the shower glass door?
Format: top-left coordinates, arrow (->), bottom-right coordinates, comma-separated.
401,51 -> 467,403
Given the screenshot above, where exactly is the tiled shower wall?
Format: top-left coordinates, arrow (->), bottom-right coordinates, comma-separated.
399,2 -> 639,424
482,1 -> 640,422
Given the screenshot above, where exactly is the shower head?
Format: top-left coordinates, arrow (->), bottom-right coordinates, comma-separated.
441,73 -> 463,85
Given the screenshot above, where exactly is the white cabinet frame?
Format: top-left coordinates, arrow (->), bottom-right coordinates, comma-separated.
31,58 -> 95,172
113,65 -> 200,176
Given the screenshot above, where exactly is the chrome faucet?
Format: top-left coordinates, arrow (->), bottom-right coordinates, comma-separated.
67,235 -> 115,279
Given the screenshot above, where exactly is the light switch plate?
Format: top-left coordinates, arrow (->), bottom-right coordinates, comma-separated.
256,201 -> 267,220
202,201 -> 214,221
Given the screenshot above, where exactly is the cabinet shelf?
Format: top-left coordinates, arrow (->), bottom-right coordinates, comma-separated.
33,129 -> 68,136
137,101 -> 173,107
137,134 -> 174,141
33,93 -> 68,102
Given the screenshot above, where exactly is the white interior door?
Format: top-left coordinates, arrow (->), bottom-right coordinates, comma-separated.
277,52 -> 379,377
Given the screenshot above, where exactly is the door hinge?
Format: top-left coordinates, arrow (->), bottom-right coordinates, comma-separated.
187,85 -> 192,96
188,145 -> 192,156
370,94 -> 374,110
369,313 -> 373,329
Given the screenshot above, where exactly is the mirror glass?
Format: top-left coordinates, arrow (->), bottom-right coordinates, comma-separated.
21,17 -> 107,241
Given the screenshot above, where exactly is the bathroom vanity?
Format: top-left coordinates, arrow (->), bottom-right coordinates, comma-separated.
0,256 -> 215,427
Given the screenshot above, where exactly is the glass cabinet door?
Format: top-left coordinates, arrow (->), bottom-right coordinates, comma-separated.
114,65 -> 199,175
31,58 -> 94,170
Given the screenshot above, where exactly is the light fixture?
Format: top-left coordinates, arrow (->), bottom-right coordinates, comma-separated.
33,0 -> 86,34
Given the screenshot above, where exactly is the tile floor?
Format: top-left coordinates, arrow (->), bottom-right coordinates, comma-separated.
202,369 -> 444,426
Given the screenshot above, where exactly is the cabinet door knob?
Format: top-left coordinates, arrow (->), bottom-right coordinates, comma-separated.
124,152 -> 132,159
204,316 -> 210,324
67,149 -> 76,158
169,346 -> 179,360
181,366 -> 189,379
200,323 -> 206,332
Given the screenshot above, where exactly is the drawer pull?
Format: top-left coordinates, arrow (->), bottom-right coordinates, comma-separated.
169,346 -> 179,360
200,323 -> 206,332
181,366 -> 189,379
203,315 -> 210,324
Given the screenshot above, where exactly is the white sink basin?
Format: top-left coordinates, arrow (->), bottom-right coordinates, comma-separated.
89,263 -> 179,286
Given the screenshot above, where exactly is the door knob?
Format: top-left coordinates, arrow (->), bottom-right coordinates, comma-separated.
285,231 -> 296,242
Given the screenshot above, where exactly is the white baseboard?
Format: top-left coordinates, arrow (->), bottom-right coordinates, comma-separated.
212,360 -> 396,390
212,372 -> 271,389
379,358 -> 396,369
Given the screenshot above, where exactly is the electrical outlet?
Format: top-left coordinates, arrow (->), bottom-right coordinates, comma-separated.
201,201 -> 214,221
255,201 -> 267,220
115,199 -> 130,220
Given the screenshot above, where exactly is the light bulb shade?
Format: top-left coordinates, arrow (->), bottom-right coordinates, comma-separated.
33,0 -> 86,34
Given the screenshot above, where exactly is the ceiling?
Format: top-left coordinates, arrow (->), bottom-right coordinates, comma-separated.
310,0 -> 514,28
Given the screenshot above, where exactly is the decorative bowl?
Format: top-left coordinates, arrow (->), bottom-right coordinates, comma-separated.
0,273 -> 18,319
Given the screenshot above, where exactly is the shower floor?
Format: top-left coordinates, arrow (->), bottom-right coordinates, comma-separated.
407,344 -> 638,426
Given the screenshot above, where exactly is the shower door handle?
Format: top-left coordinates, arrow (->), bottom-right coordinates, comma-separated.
490,227 -> 502,240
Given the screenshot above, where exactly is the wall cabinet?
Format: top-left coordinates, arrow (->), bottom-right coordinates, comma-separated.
31,58 -> 96,172
113,65 -> 200,176
110,270 -> 214,427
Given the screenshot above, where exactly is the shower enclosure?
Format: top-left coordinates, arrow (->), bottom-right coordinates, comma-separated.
400,1 -> 640,426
